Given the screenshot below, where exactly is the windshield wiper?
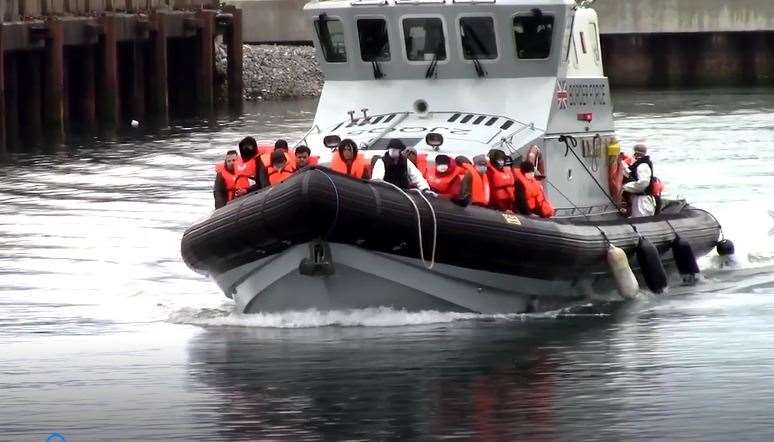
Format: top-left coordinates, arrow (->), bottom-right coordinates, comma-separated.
372,61 -> 385,79
461,25 -> 488,78
424,44 -> 443,79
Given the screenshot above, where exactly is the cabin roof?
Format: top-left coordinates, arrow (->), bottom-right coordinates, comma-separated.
305,0 -> 576,11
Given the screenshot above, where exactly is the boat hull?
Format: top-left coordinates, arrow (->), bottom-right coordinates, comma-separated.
216,243 -> 628,314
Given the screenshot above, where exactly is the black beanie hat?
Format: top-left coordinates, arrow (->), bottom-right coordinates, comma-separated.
387,139 -> 405,150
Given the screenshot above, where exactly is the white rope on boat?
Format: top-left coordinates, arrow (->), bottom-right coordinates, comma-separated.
380,180 -> 438,270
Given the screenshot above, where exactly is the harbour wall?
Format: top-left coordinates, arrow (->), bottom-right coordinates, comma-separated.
223,0 -> 774,87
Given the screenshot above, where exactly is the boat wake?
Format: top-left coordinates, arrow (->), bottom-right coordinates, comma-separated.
167,306 -> 526,328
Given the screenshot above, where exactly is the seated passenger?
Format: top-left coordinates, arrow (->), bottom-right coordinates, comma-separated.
237,136 -> 268,190
213,150 -> 250,209
266,151 -> 294,186
427,154 -> 462,198
513,161 -> 554,218
456,155 -> 491,207
371,139 -> 431,192
294,145 -> 312,169
331,138 -> 369,178
486,149 -> 515,212
260,139 -> 296,170
404,146 -> 428,177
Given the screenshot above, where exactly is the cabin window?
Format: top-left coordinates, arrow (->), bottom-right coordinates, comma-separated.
314,17 -> 347,63
579,31 -> 587,54
358,18 -> 391,62
513,11 -> 554,59
459,16 -> 498,60
403,17 -> 447,61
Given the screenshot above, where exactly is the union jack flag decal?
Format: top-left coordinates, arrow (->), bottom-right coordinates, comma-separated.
556,80 -> 569,110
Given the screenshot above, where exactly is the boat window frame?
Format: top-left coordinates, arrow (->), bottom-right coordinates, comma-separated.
511,11 -> 556,61
313,15 -> 349,64
456,13 -> 500,63
589,22 -> 601,64
356,15 -> 392,63
399,14 -> 451,65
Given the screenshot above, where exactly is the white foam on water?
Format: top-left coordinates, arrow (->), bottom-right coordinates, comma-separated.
167,306 -> 527,328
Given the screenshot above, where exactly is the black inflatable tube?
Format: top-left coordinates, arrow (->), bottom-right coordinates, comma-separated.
181,167 -> 721,280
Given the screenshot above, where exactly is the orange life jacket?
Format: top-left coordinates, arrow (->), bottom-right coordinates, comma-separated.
234,157 -> 256,179
260,151 -> 296,171
308,156 -> 319,166
266,165 -> 294,186
461,163 -> 490,207
427,164 -> 462,197
216,164 -> 252,202
331,152 -> 369,178
651,176 -> 664,197
514,170 -> 554,218
257,145 -> 274,156
486,163 -> 515,211
413,153 -> 428,177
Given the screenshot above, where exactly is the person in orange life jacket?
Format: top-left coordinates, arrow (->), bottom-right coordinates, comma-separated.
486,149 -> 516,211
403,146 -> 428,177
454,155 -> 472,180
260,139 -> 296,171
513,160 -> 555,218
427,154 -> 463,198
371,139 -> 432,193
213,150 -> 242,209
622,144 -> 657,217
236,136 -> 270,192
455,155 -> 491,207
460,155 -> 492,207
294,145 -> 312,169
331,138 -> 370,178
266,150 -> 294,186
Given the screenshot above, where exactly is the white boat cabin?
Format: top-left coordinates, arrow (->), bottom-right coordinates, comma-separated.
302,0 -> 618,213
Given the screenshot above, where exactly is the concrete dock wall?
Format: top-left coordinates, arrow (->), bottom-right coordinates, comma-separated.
593,0 -> 774,34
223,0 -> 774,88
224,0 -> 774,43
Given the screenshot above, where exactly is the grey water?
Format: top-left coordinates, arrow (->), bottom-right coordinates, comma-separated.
2,89 -> 774,441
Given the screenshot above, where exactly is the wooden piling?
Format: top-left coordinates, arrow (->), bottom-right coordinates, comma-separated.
4,53 -> 20,148
224,5 -> 243,111
44,17 -> 65,142
0,23 -> 5,152
130,41 -> 146,122
148,11 -> 169,127
197,9 -> 216,113
20,52 -> 43,146
81,45 -> 98,133
98,14 -> 120,133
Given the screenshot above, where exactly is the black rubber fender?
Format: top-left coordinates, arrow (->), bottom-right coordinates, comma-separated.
672,236 -> 700,275
716,239 -> 735,257
636,237 -> 668,294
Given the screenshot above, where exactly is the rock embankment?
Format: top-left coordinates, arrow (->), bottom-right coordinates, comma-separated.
216,44 -> 324,101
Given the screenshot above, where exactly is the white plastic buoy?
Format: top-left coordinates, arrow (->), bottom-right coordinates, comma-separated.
607,245 -> 639,300
130,119 -> 140,128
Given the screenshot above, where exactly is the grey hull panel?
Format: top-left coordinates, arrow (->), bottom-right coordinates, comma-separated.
216,243 -> 624,314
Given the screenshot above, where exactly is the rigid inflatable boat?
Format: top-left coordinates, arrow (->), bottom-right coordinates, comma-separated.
181,0 -> 727,313
182,167 -> 720,313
